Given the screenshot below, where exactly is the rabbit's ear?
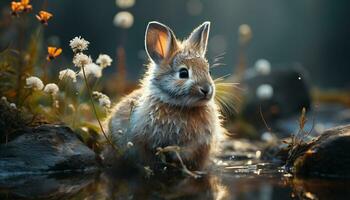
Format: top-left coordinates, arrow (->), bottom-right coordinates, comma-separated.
145,21 -> 178,64
186,21 -> 210,57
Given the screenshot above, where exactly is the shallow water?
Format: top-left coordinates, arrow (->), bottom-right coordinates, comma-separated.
1,158 -> 350,200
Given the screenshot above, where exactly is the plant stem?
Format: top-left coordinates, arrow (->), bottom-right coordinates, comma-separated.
42,61 -> 49,83
81,66 -> 120,154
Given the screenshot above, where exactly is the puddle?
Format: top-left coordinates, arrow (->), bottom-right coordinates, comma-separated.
1,157 -> 349,200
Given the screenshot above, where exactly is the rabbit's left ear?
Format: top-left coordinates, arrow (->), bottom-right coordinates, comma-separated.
186,21 -> 211,57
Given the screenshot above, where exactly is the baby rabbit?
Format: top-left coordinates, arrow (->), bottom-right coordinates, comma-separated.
107,21 -> 225,171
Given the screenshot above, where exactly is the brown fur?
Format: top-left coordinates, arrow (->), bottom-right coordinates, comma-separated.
107,21 -> 225,170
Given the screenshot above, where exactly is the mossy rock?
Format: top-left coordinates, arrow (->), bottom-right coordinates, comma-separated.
293,125 -> 350,178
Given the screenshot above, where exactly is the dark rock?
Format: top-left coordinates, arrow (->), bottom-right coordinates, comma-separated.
290,178 -> 350,200
0,124 -> 98,176
241,67 -> 311,130
293,125 -> 350,178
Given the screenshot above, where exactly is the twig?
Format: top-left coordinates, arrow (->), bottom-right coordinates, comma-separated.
259,105 -> 272,132
156,146 -> 201,178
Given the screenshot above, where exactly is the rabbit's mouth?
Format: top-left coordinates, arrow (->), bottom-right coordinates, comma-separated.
196,94 -> 213,104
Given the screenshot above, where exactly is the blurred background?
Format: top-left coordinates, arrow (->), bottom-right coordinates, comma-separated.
2,0 -> 350,88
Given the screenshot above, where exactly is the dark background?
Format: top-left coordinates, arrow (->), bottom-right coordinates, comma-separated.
1,0 -> 350,89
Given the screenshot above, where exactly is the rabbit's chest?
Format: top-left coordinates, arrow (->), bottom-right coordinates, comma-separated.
130,103 -> 217,148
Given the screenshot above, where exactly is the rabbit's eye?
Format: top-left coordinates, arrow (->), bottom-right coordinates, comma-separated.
179,68 -> 189,79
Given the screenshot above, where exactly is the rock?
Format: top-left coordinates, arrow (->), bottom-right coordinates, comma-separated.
293,125 -> 350,178
290,178 -> 350,200
0,124 -> 98,176
241,67 -> 311,130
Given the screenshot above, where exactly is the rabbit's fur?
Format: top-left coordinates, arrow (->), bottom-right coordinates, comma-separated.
107,21 -> 225,170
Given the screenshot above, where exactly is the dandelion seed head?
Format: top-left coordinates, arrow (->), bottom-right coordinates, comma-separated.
96,54 -> 113,68
256,84 -> 273,100
26,76 -> 44,90
1,96 -> 7,102
261,132 -> 274,142
92,91 -> 111,109
59,69 -> 77,82
73,53 -> 92,68
79,63 -> 102,78
9,103 -> 17,109
44,83 -> 59,96
69,36 -> 89,52
113,11 -> 134,29
99,98 -> 111,109
115,0 -> 135,9
254,59 -> 271,75
238,24 -> 252,44
127,141 -> 134,148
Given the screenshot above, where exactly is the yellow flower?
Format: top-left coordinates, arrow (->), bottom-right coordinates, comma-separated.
20,0 -> 32,12
46,47 -> 62,61
36,11 -> 53,25
11,1 -> 24,16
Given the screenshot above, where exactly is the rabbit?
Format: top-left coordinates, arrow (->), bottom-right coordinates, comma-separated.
106,21 -> 225,171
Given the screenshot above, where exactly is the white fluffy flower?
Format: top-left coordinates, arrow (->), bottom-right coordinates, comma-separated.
92,91 -> 111,109
96,54 -> 113,68
9,103 -> 17,109
26,76 -> 44,91
113,11 -> 134,29
79,63 -> 102,78
1,96 -> 7,102
73,53 -> 92,68
238,24 -> 252,43
59,69 -> 77,82
69,36 -> 89,52
127,141 -> 134,148
255,59 -> 271,75
115,0 -> 135,9
256,84 -> 273,100
44,83 -> 59,96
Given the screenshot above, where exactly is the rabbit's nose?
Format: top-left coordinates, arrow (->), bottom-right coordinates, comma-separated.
199,84 -> 212,97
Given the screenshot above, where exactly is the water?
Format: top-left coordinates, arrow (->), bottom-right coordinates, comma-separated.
1,158 -> 349,200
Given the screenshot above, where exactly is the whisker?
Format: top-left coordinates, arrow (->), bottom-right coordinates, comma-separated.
215,83 -> 243,92
213,57 -> 225,62
210,63 -> 227,68
215,82 -> 240,86
215,95 -> 238,114
214,74 -> 232,82
213,52 -> 226,59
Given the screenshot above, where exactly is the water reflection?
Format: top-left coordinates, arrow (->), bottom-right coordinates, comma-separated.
1,164 -> 350,200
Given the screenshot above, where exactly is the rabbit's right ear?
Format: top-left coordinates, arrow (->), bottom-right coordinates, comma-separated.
145,21 -> 178,64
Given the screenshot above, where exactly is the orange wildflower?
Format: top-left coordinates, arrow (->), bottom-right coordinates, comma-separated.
11,1 -> 24,16
36,11 -> 53,25
47,47 -> 62,61
20,0 -> 32,12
